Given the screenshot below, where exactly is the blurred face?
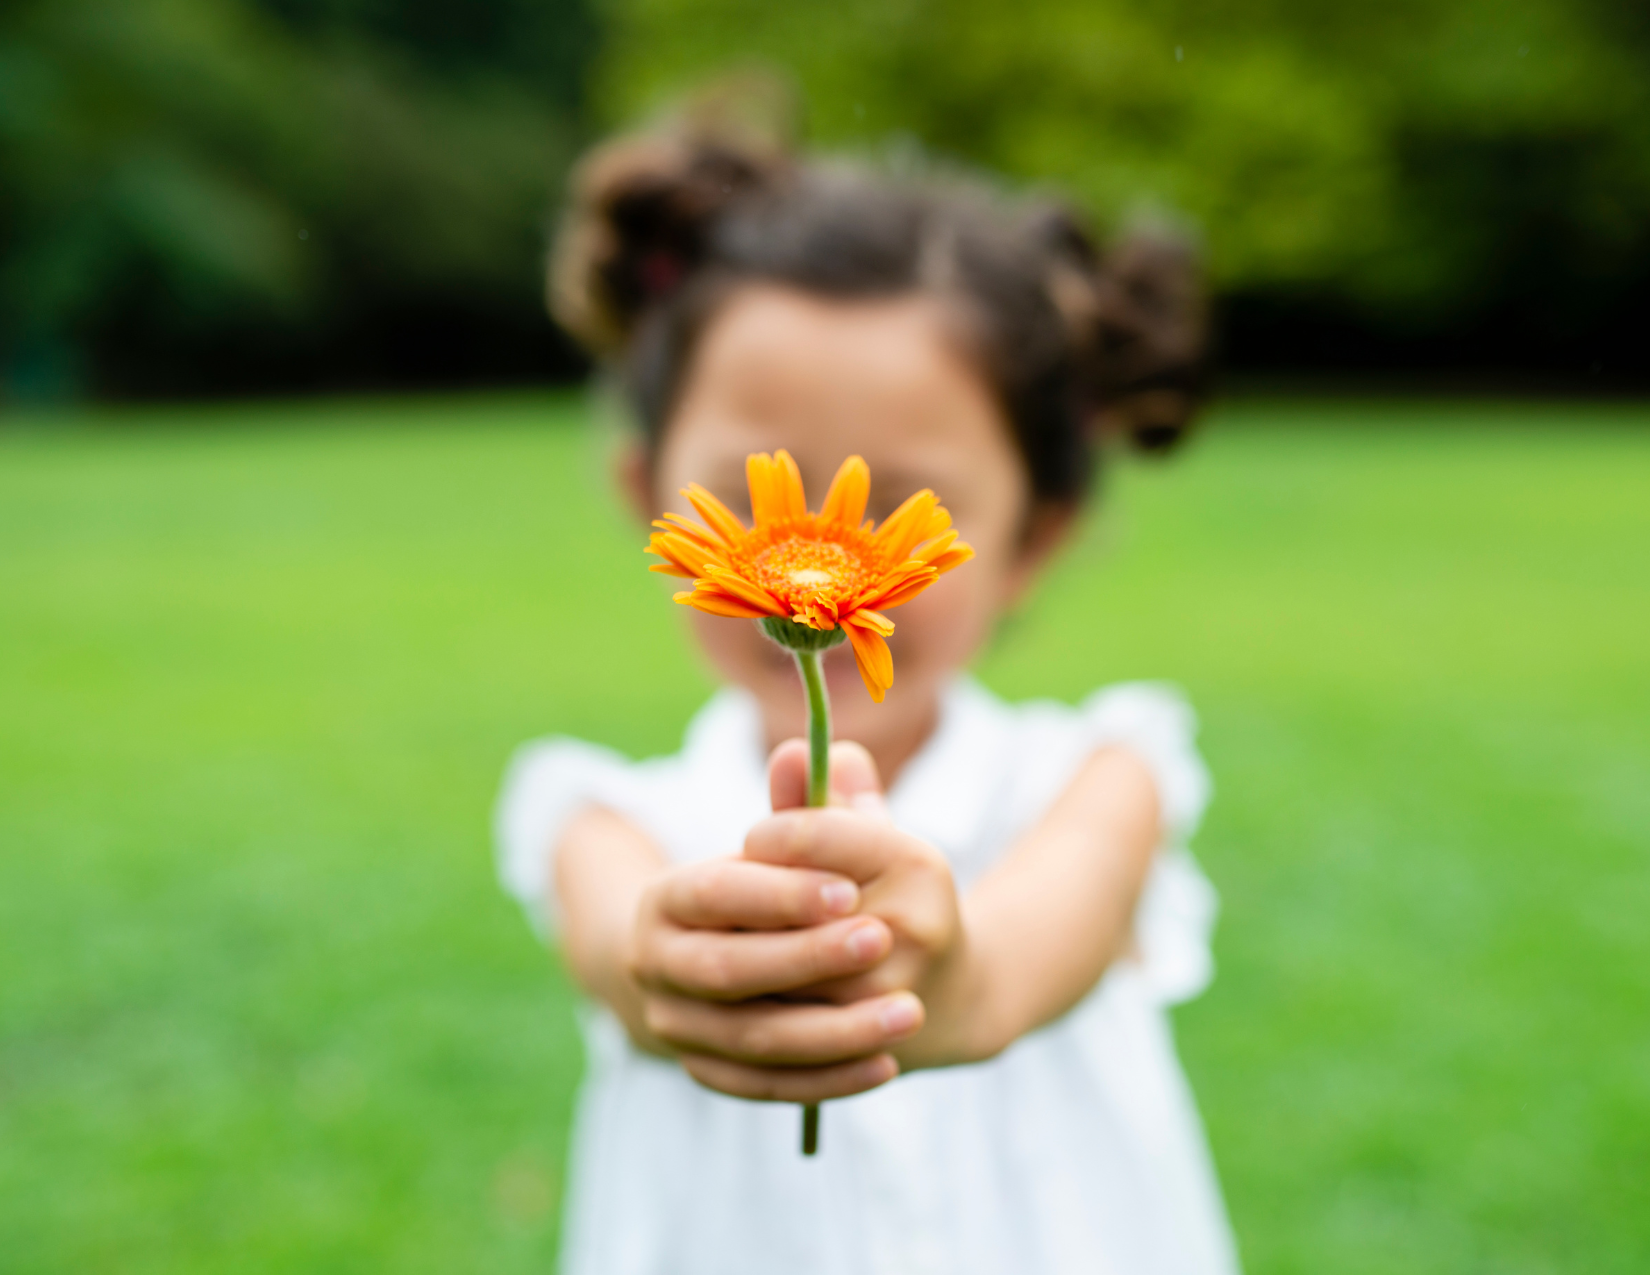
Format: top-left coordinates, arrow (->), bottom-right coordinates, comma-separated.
644,285 -> 1065,777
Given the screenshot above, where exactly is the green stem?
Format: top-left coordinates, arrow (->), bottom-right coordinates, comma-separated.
795,649 -> 831,811
793,648 -> 830,1156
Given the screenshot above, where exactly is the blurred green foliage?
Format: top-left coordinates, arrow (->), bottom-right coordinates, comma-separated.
0,0 -> 595,397
4,1 -> 1646,398
598,0 -> 1650,368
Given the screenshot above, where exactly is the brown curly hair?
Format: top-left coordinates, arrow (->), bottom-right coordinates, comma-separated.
550,122 -> 1210,507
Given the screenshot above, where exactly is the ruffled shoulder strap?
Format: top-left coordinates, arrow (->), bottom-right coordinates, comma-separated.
1078,682 -> 1212,843
1078,682 -> 1219,1005
494,691 -> 761,940
495,737 -> 647,938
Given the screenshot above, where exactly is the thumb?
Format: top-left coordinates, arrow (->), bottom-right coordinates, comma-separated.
767,738 -> 811,812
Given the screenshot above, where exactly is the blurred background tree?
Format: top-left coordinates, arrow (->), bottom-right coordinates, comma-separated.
0,0 -> 596,398
2,0 -> 1646,401
599,0 -> 1650,386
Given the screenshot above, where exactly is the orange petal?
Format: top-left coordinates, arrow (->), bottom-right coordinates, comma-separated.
911,529 -> 974,574
644,532 -> 696,575
861,570 -> 939,610
674,588 -> 774,619
913,529 -> 958,562
648,530 -> 724,576
657,513 -> 725,549
797,601 -> 839,630
648,562 -> 697,578
746,454 -> 784,527
848,607 -> 894,636
682,484 -> 748,544
872,489 -> 940,561
774,449 -> 808,519
926,542 -> 975,574
704,567 -> 787,616
819,455 -> 870,529
845,621 -> 894,703
850,559 -> 930,604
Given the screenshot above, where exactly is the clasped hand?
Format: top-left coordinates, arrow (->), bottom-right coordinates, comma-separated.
626,739 -> 974,1103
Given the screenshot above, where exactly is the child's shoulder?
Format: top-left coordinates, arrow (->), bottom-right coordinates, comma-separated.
992,679 -> 1220,1004
499,679 -> 1210,843
957,678 -> 1211,843
495,689 -> 767,928
500,688 -> 758,803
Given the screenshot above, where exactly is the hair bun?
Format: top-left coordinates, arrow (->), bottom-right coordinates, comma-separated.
1089,231 -> 1210,452
550,90 -> 794,355
1036,209 -> 1210,454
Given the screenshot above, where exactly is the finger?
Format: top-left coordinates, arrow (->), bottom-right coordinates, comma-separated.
776,965 -> 911,1007
744,807 -> 932,882
825,741 -> 888,816
657,859 -> 859,929
646,991 -> 924,1065
645,916 -> 892,1000
679,1051 -> 900,1103
768,739 -> 887,814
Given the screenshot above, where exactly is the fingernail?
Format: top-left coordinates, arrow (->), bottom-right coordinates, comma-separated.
878,995 -> 920,1036
845,922 -> 885,962
820,880 -> 858,915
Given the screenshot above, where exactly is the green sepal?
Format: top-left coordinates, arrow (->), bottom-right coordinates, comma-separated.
757,615 -> 848,652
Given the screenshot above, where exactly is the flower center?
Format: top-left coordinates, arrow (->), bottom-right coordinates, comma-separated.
751,534 -> 868,603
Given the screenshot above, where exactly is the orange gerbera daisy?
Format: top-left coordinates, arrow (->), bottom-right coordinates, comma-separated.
645,451 -> 974,702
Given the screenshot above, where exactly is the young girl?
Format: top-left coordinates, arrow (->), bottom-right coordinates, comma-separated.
497,121 -> 1237,1275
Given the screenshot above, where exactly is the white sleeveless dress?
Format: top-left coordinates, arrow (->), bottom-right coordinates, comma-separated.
496,677 -> 1240,1275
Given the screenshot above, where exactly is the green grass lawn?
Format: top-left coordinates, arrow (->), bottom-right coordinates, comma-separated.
2,393 -> 1647,1273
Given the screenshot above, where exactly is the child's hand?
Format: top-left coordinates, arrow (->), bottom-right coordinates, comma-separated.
568,730 -> 1161,1107
747,740 -> 981,1072
624,828 -> 927,1102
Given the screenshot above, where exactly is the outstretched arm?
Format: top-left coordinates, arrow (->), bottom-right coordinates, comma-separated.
946,745 -> 1161,1060
554,805 -> 671,1053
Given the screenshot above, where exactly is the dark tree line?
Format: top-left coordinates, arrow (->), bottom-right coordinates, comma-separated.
2,0 -> 1645,401
1,0 -> 596,399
